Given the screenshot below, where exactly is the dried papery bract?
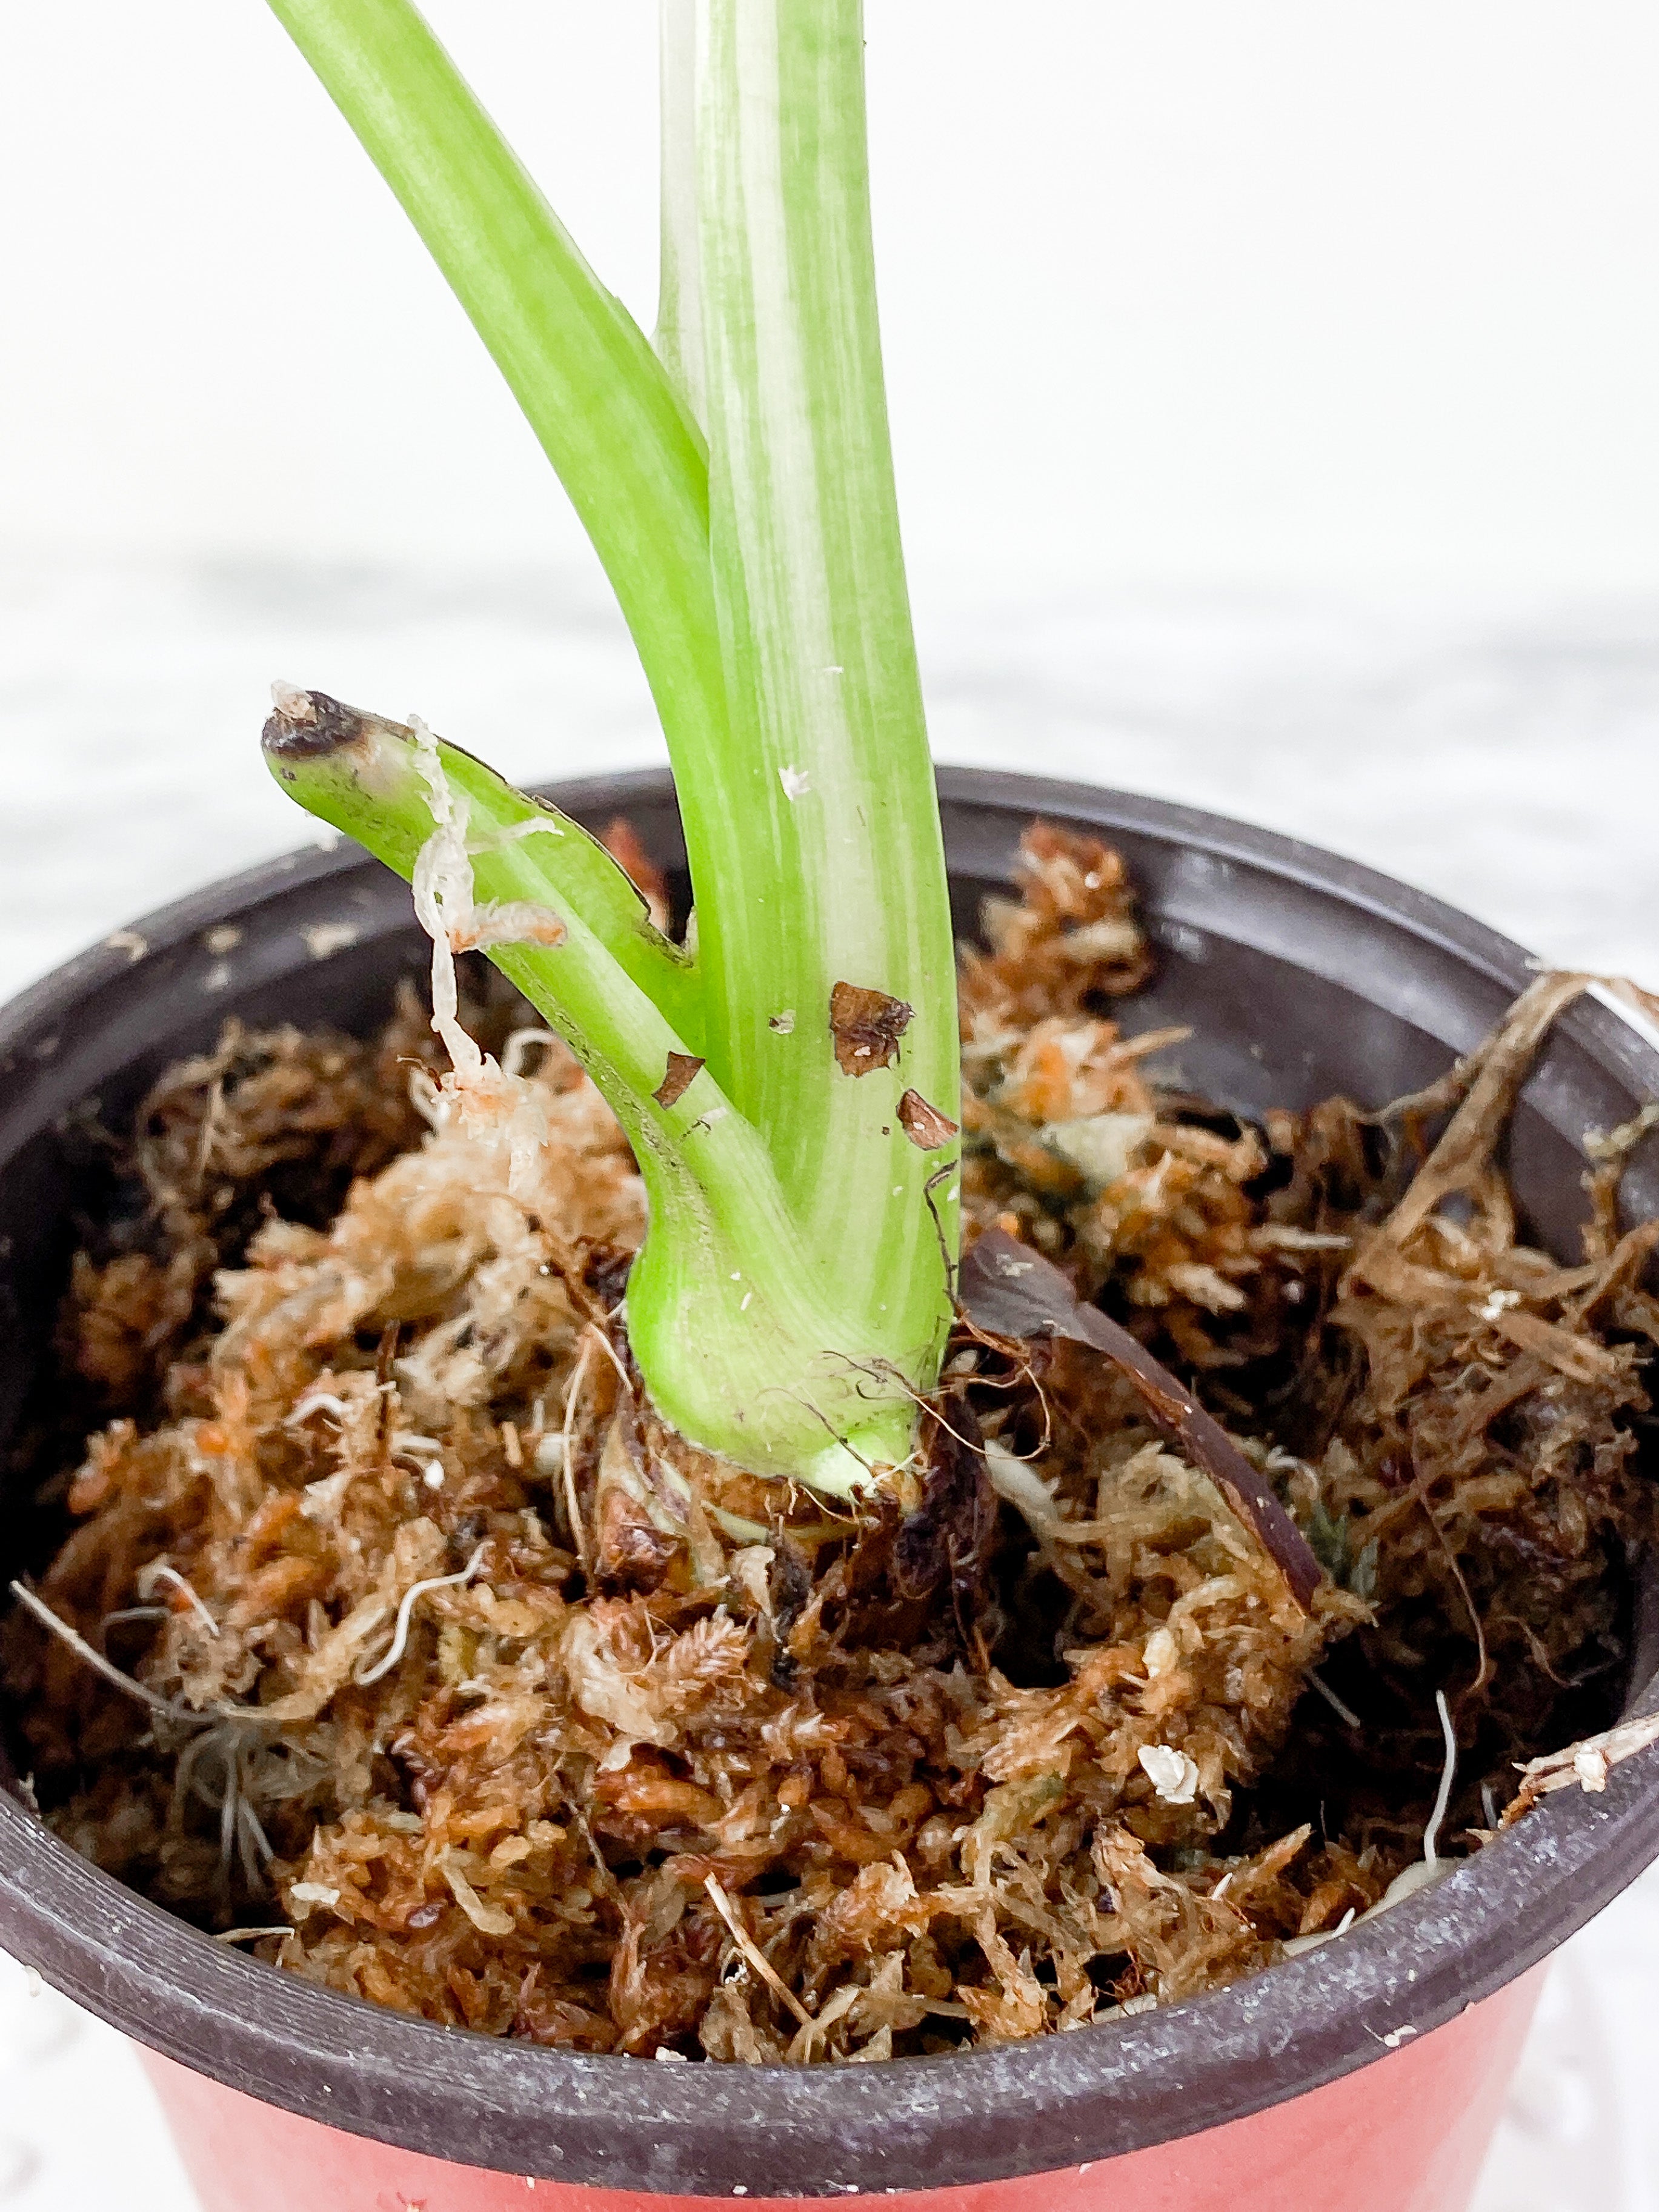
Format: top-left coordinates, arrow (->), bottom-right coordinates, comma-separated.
257,0 -> 960,1493
897,1089 -> 960,1152
959,1228 -> 1325,1609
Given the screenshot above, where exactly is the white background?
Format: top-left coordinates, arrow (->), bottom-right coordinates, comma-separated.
3,2 -> 1659,597
2,5 -> 1659,2208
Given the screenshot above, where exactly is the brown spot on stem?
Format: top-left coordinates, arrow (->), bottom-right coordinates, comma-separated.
829,982 -> 913,1076
653,1052 -> 705,1111
897,1089 -> 959,1151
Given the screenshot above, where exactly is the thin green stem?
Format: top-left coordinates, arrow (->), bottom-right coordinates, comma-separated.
264,0 -> 738,974
262,0 -> 791,1125
268,688 -> 702,1042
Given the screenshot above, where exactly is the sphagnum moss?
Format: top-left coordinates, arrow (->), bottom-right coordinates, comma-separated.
8,832 -> 1655,2060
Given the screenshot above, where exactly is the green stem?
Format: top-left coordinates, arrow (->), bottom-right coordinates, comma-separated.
267,688 -> 702,1043
696,0 -> 960,1381
264,689 -> 917,1490
262,0 -> 744,1021
258,0 -> 963,1485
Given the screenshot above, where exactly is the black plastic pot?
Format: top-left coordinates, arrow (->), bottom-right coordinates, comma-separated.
1,769 -> 1656,2210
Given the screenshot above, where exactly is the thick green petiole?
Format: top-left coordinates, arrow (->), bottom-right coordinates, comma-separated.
262,0 -> 718,756
694,0 -> 960,1389
261,0 -> 963,1494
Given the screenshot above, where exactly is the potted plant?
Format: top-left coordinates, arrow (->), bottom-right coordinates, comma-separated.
1,4 -> 1657,2210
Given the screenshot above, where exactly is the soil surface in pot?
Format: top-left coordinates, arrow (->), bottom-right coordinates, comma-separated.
5,825 -> 1656,2064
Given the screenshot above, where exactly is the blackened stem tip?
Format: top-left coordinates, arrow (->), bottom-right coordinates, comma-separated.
261,684 -> 369,761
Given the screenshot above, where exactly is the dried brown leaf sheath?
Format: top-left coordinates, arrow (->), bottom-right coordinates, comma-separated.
830,981 -> 913,1075
897,1089 -> 959,1151
653,1053 -> 705,1111
959,1227 -> 1325,1610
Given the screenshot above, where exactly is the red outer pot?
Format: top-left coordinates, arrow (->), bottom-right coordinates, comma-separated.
2,770 -> 1657,2209
144,1968 -> 1542,2212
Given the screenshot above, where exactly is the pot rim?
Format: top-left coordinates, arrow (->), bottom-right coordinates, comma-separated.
2,766 -> 1656,2197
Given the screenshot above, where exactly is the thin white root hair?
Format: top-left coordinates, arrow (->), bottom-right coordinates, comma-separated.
1307,1670 -> 1363,1732
503,1028 -> 560,1078
468,816 -> 565,852
284,1391 -> 351,1427
583,1321 -> 633,1385
11,1580 -> 183,1719
136,1563 -> 220,1639
407,718 -> 565,1047
1423,1687 -> 1458,1868
353,1543 -> 490,1687
389,1432 -> 445,1459
408,714 -> 484,1077
407,1064 -> 446,1132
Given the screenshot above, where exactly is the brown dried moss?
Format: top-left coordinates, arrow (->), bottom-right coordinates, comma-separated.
6,829 -> 1655,2064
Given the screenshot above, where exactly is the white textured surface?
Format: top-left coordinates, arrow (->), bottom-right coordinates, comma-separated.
1,556 -> 1656,2210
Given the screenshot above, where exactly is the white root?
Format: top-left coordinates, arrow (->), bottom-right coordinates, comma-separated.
982,1439 -> 1062,1533
468,815 -> 565,851
353,1544 -> 490,1687
559,1334 -> 597,1572
284,1391 -> 352,1426
1306,1670 -> 1362,1730
12,1581 -> 282,1763
408,716 -> 565,1015
503,1028 -> 560,1077
1422,1687 -> 1458,1868
135,1562 -> 220,1639
10,1581 -> 183,1719
404,717 -> 564,1204
1286,1688 -> 1461,1955
409,714 -> 489,1077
